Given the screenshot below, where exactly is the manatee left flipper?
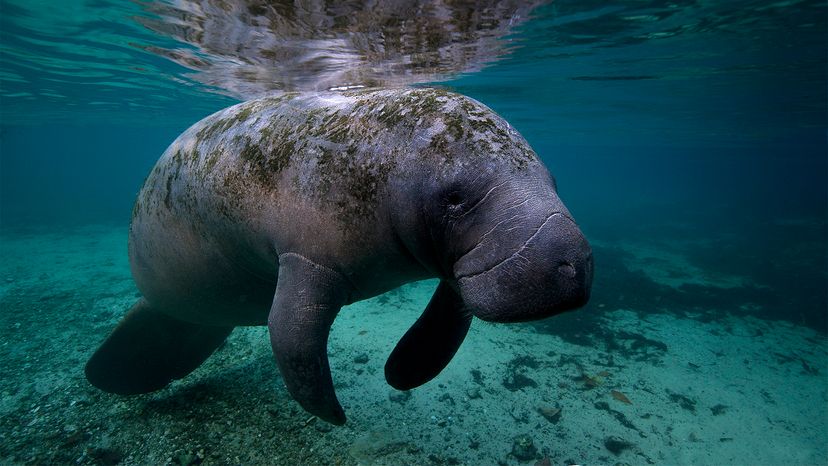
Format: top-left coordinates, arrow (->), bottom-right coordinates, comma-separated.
85,298 -> 233,395
268,253 -> 351,425
385,280 -> 472,390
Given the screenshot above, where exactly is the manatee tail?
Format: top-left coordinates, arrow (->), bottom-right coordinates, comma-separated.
85,298 -> 233,395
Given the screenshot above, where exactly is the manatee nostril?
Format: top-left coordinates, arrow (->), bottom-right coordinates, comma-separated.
557,262 -> 576,278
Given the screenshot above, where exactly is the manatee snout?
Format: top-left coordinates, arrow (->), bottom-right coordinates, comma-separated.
457,212 -> 593,323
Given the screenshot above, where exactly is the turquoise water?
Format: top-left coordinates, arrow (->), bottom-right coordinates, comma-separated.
1,1 -> 826,464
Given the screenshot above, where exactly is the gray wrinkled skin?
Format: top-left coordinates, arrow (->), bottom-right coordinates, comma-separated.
124,87 -> 593,423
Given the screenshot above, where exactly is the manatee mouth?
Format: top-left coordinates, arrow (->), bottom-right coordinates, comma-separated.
454,211 -> 593,323
454,211 -> 565,281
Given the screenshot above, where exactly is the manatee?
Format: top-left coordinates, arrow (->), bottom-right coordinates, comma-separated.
85,87 -> 593,425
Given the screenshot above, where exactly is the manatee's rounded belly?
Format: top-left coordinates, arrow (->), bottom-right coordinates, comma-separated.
128,187 -> 276,326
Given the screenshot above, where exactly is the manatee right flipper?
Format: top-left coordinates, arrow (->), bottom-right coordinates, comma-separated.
268,253 -> 351,425
384,280 -> 472,390
85,298 -> 233,395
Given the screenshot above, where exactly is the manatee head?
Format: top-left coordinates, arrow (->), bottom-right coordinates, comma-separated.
441,160 -> 593,322
393,92 -> 593,323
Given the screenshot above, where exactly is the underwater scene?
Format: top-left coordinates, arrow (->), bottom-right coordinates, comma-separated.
1,1 -> 826,465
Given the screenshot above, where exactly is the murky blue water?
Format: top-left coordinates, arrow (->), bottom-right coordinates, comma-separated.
1,1 -> 826,464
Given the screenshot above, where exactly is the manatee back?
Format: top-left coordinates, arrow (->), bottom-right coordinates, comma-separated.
135,88 -> 540,230
129,88 -> 543,300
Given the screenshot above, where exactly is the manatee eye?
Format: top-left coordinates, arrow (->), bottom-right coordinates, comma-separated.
446,191 -> 463,207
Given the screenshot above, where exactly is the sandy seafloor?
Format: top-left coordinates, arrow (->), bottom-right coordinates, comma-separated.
0,223 -> 826,466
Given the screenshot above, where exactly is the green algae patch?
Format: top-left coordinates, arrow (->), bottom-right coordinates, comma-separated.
444,111 -> 466,141
203,149 -> 221,176
237,133 -> 295,186
320,114 -> 353,144
332,147 -> 396,226
260,92 -> 299,107
375,102 -> 406,128
233,106 -> 253,124
239,139 -> 265,164
269,139 -> 295,173
163,176 -> 173,209
429,133 -> 450,154
196,117 -> 230,141
195,102 -> 261,141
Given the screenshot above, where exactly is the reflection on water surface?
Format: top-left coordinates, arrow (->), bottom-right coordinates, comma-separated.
137,0 -> 544,97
